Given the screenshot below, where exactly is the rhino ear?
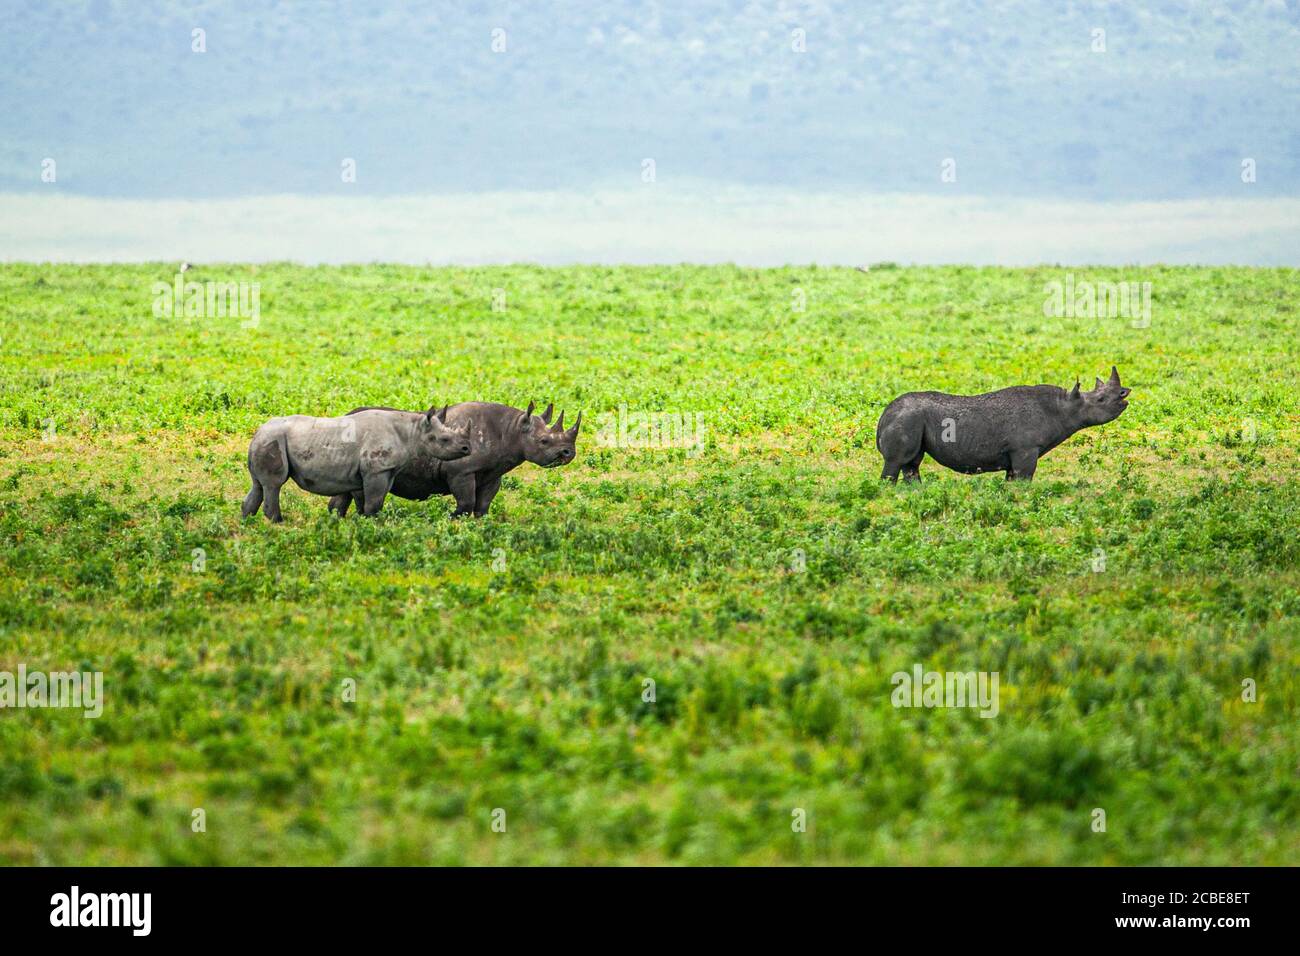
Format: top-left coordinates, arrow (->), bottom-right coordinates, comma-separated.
520,401 -> 536,431
1069,380 -> 1081,399
423,404 -> 438,423
540,403 -> 554,424
1094,376 -> 1104,390
437,405 -> 450,423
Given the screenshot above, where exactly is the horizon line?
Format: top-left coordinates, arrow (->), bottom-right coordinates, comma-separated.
3,189 -> 1297,267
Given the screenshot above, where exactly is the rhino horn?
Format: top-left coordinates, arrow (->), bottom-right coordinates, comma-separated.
553,410 -> 565,432
540,403 -> 554,424
565,410 -> 582,438
1109,366 -> 1121,387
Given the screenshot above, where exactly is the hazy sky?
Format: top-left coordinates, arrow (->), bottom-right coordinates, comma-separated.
2,1 -> 1298,264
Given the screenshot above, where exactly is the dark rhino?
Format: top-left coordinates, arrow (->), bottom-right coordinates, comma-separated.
328,400 -> 580,518
876,366 -> 1131,482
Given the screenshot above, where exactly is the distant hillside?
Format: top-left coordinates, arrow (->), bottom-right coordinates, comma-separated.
2,0 -> 1298,200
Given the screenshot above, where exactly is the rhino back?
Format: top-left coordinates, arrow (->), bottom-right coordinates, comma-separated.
887,386 -> 1060,430
962,386 -> 1066,444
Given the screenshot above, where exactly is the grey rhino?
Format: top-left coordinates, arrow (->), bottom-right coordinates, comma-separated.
876,366 -> 1131,482
242,406 -> 472,521
327,401 -> 580,518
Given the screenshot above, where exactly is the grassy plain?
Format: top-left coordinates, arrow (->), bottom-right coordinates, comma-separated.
0,263 -> 1296,864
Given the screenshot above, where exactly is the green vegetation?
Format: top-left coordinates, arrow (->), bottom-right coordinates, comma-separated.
0,263 -> 1296,865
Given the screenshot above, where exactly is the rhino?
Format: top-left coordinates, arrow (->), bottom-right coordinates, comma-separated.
876,366 -> 1131,482
327,400 -> 580,518
242,406 -> 472,522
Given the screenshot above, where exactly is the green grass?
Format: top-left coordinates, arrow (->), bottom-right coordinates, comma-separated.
1,262 -> 1297,865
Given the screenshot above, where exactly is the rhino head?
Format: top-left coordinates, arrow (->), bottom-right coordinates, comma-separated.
1068,366 -> 1131,426
420,404 -> 473,460
517,401 -> 581,468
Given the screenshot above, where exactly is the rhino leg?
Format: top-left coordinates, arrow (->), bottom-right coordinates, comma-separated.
900,452 -> 924,483
1006,448 -> 1039,482
263,482 -> 285,522
448,473 -> 477,518
881,446 -> 923,483
361,470 -> 394,516
473,475 -> 502,517
877,405 -> 925,483
248,431 -> 289,522
241,481 -> 263,517
327,493 -> 353,517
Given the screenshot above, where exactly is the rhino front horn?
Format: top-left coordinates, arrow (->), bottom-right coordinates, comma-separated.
566,410 -> 582,438
1109,366 -> 1121,386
